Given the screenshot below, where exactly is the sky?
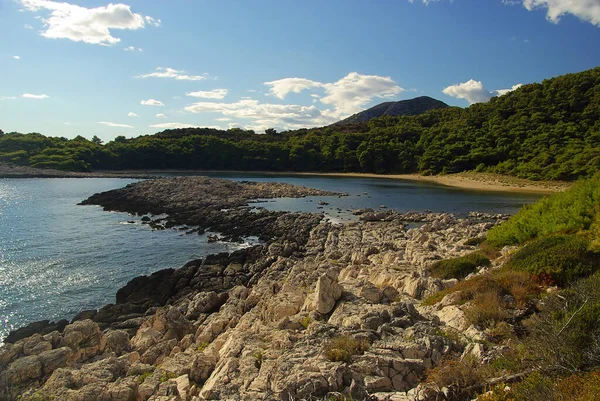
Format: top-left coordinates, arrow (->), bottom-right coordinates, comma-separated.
1,0 -> 600,142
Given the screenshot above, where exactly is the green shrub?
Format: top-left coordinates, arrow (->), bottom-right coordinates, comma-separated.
508,234 -> 599,286
428,252 -> 491,280
324,336 -> 370,363
466,236 -> 486,246
487,174 -> 600,247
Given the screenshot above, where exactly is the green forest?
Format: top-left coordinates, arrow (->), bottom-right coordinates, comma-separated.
2,67 -> 599,181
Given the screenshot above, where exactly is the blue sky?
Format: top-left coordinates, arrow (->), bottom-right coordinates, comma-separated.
1,0 -> 600,142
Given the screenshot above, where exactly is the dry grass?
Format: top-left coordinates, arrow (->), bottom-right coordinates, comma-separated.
324,335 -> 370,363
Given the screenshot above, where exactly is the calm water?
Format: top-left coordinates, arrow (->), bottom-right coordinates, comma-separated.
0,175 -> 542,342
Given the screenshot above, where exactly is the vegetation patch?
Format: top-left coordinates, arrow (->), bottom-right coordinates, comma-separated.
476,371 -> 600,401
427,251 -> 491,280
507,234 -> 600,286
487,174 -> 600,247
523,272 -> 600,373
324,335 -> 370,363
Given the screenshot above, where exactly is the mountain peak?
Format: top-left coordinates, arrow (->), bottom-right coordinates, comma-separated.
335,96 -> 449,125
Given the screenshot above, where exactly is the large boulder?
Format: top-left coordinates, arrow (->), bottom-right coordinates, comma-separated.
313,271 -> 343,314
60,320 -> 106,362
6,355 -> 42,385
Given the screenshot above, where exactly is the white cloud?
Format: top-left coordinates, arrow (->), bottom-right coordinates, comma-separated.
264,72 -> 404,117
215,117 -> 231,121
0,96 -> 18,100
186,89 -> 228,99
149,122 -> 201,129
145,16 -> 161,27
128,112 -> 139,117
264,78 -> 323,99
98,121 -> 134,128
156,113 -> 167,118
408,0 -> 441,5
496,83 -> 524,96
20,0 -> 159,45
184,98 -> 338,130
24,24 -> 34,29
124,46 -> 142,52
22,93 -> 49,99
64,122 -> 70,125
443,79 -> 523,104
521,0 -> 600,27
320,72 -> 404,116
183,72 -> 405,130
136,67 -> 208,81
13,56 -> 21,60
140,99 -> 164,106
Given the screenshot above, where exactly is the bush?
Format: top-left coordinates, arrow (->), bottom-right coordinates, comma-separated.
487,174 -> 600,247
465,290 -> 510,327
425,269 -> 541,309
428,252 -> 491,280
324,336 -> 370,363
426,354 -> 483,391
508,234 -> 599,286
523,272 -> 600,373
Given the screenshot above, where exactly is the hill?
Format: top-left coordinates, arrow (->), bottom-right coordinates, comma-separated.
334,96 -> 449,125
1,66 -> 600,180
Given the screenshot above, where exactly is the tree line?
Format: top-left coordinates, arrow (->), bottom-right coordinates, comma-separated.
1,67 -> 599,181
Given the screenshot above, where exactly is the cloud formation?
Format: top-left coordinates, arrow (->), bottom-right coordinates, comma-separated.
22,93 -> 49,99
124,46 -> 143,52
128,112 -> 139,117
98,121 -> 134,128
13,56 -> 21,60
264,78 -> 322,99
443,79 -> 523,104
136,67 -> 208,81
264,72 -> 404,117
186,89 -> 229,99
184,98 -> 337,132
140,99 -> 164,106
20,0 -> 158,45
156,113 -> 166,118
522,0 -> 600,27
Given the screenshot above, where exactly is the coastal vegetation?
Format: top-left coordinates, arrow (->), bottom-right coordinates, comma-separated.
422,173 -> 600,400
1,67 -> 600,181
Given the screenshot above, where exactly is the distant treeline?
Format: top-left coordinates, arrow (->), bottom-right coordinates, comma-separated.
1,67 -> 599,181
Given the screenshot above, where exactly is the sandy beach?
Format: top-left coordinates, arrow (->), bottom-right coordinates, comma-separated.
1,164 -> 570,194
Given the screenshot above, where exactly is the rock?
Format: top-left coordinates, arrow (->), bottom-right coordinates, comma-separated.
23,334 -> 52,356
4,319 -> 68,344
185,291 -> 222,320
60,319 -> 106,361
0,342 -> 23,367
365,376 -> 393,392
6,355 -> 42,384
105,330 -> 131,356
189,354 -> 217,383
434,306 -> 468,331
313,271 -> 343,314
39,347 -> 73,375
360,283 -> 383,303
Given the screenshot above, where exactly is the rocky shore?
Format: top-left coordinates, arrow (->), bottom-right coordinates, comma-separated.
0,164 -> 157,179
0,177 -> 510,401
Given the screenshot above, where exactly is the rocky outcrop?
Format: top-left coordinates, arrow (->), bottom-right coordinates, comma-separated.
1,178 -> 507,400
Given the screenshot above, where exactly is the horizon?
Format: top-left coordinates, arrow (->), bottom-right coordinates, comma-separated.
2,0 -> 600,142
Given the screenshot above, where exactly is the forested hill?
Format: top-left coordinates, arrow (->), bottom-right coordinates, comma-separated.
334,96 -> 449,125
1,67 -> 599,181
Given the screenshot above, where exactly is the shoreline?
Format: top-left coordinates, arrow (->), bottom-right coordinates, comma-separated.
98,169 -> 570,194
1,164 -> 570,194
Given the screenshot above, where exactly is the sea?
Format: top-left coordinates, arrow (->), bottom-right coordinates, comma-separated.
0,173 -> 541,342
